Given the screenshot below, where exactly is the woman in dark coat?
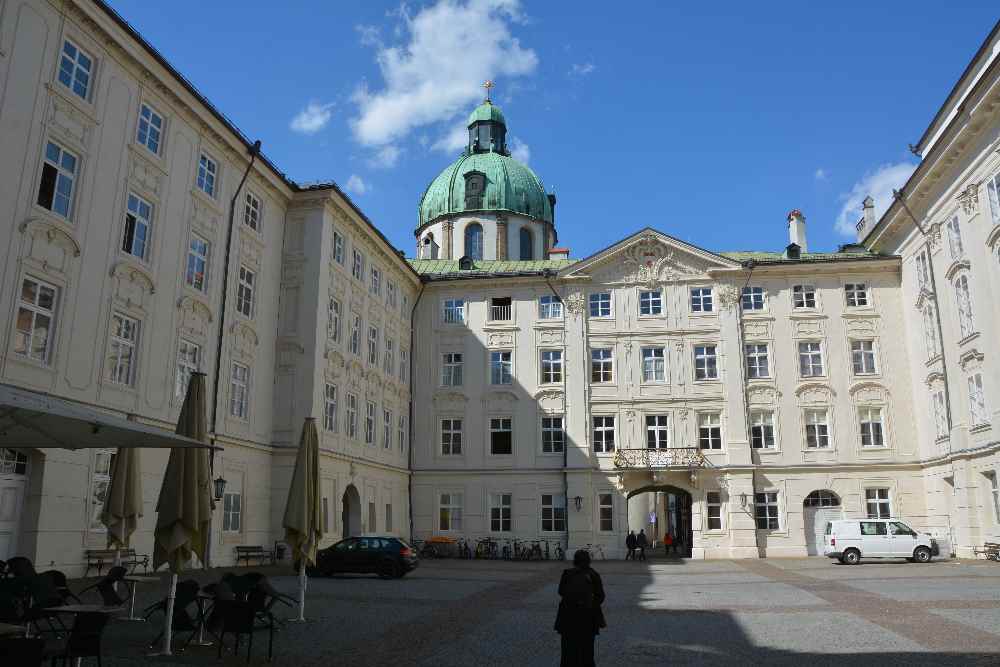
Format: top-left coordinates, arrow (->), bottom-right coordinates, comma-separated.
554,549 -> 606,667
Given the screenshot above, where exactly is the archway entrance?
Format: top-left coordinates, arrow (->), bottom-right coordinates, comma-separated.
342,484 -> 361,539
803,490 -> 842,555
627,485 -> 693,558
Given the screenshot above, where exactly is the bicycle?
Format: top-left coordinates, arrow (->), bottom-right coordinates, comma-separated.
543,540 -> 551,560
456,537 -> 472,559
554,543 -> 565,561
582,543 -> 606,560
529,540 -> 543,560
415,540 -> 438,559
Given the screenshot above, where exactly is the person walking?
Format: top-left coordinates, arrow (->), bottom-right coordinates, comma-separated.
663,531 -> 675,556
555,549 -> 606,667
636,530 -> 648,561
625,531 -> 637,561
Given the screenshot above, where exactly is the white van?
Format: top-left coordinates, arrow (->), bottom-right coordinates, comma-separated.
823,518 -> 938,564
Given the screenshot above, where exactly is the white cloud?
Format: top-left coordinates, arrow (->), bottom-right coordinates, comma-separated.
345,174 -> 368,196
351,0 -> 538,151
509,136 -> 530,164
290,102 -> 334,135
368,145 -> 402,169
814,168 -> 827,181
835,161 -> 916,236
569,62 -> 595,77
431,125 -> 468,154
356,24 -> 382,48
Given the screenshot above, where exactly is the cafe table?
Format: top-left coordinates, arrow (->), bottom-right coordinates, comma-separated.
0,621 -> 26,637
123,574 -> 161,621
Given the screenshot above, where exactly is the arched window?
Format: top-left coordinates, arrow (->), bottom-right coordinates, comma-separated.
464,223 -> 483,260
955,274 -> 975,338
519,227 -> 533,261
803,490 -> 841,507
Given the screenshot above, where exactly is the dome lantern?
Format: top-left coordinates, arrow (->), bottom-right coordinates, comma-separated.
468,80 -> 507,155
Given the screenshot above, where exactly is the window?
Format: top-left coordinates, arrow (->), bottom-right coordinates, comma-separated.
798,341 -> 824,377
490,493 -> 512,532
641,347 -> 665,383
698,413 -> 722,450
690,287 -> 713,312
988,172 -> 1000,226
352,250 -> 365,281
540,350 -> 563,384
955,274 -> 975,338
387,282 -> 397,308
792,284 -> 816,309
236,266 -> 255,318
398,415 -> 407,453
439,493 -> 463,531
384,338 -> 394,375
15,277 -> 57,363
136,103 -> 163,155
932,389 -> 948,439
383,409 -> 392,450
845,283 -> 869,307
947,215 -> 964,259
367,327 -> 379,366
464,223 -> 484,260
186,236 -> 209,292
175,339 -> 199,398
322,384 -> 338,432
333,231 -> 345,264
368,502 -> 377,532
108,313 -> 139,385
490,351 -> 513,385
915,251 -> 931,291
442,353 -> 463,386
750,411 -> 775,449
223,491 -> 242,533
591,348 -> 613,383
121,192 -> 152,260
741,286 -> 765,311
745,344 -> 770,379
805,409 -> 830,448
968,373 -> 988,427
851,340 -> 877,375
400,348 -> 409,383
804,490 -> 840,507
922,303 -> 940,359
196,153 -> 217,197
441,418 -> 462,455
0,448 -> 28,475
639,290 -> 662,316
243,192 -> 262,232
370,266 -> 381,296
490,417 -> 513,455
542,416 -> 564,453
706,492 -> 722,530
89,450 -> 113,530
859,407 -> 885,447
37,141 -> 77,219
598,493 -> 614,532
489,297 -> 512,321
443,299 -> 465,324
229,362 -> 249,418
365,401 -> 376,445
593,416 -> 615,453
985,471 -> 1000,524
328,298 -> 342,342
349,314 -> 361,356
694,345 -> 718,380
346,393 -> 358,439
860,521 -> 887,536
865,488 -> 891,518
519,227 -> 533,260
754,492 -> 779,529
539,295 -> 563,319
386,503 -> 393,532
58,40 -> 93,99
646,415 -> 669,449
589,292 -> 611,318
541,494 -> 566,532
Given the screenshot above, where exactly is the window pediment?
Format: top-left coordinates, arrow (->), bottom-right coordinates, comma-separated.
944,259 -> 971,281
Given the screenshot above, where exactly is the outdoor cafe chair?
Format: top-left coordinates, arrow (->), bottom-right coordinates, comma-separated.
146,579 -> 200,650
40,571 -> 82,606
79,566 -> 130,608
0,636 -> 44,666
7,556 -> 36,579
215,592 -> 274,664
43,611 -> 109,667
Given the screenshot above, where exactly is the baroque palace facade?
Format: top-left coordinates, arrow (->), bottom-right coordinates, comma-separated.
0,0 -> 997,571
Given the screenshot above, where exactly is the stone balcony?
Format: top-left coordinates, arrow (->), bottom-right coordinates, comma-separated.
612,447 -> 708,470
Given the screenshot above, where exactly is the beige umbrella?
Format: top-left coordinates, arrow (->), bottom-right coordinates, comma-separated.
151,372 -> 213,656
100,447 -> 142,600
282,417 -> 323,622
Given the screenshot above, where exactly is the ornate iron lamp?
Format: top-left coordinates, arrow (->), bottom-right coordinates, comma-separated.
213,474 -> 228,502
573,495 -> 583,511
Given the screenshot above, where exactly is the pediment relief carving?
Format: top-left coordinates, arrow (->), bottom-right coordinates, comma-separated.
110,261 -> 155,310
844,318 -> 877,336
46,87 -> 95,148
956,182 -> 979,215
620,235 -> 709,286
230,321 -> 259,358
748,385 -> 781,405
487,332 -> 515,348
128,153 -> 165,200
19,218 -> 82,257
795,383 -> 834,404
177,295 -> 212,340
944,259 -> 971,281
914,289 -> 936,310
325,348 -> 346,376
793,319 -> 825,337
958,348 -> 984,372
985,225 -> 1000,249
433,391 -> 468,408
850,381 -> 889,404
924,371 -> 945,388
535,328 -> 564,346
742,319 -> 772,339
534,387 -> 564,402
482,390 -> 518,407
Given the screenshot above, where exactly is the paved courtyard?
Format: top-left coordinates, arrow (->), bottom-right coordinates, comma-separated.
96,557 -> 1000,666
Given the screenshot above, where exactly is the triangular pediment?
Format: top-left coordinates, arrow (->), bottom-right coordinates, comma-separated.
559,227 -> 741,285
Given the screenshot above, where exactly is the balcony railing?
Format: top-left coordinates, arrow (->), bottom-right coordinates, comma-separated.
489,304 -> 512,321
612,448 -> 707,469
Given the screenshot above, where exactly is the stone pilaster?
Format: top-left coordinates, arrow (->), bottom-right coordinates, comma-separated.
442,220 -> 454,259
496,218 -> 508,260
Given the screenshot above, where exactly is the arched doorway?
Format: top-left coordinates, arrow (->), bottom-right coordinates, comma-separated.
627,485 -> 693,557
803,490 -> 842,555
342,484 -> 361,539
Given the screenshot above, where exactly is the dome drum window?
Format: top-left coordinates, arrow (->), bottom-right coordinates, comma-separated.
464,171 -> 485,210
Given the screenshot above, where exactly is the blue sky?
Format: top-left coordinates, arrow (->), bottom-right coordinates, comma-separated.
108,0 -> 998,257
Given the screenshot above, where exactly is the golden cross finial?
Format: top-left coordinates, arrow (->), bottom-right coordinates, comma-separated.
483,79 -> 494,102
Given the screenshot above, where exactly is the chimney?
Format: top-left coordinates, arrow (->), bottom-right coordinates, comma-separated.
787,209 -> 807,252
857,195 -> 876,242
548,247 -> 570,260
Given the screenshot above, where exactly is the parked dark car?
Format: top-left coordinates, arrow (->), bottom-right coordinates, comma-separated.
308,536 -> 418,579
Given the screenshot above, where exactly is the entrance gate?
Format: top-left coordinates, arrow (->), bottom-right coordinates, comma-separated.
627,485 -> 693,557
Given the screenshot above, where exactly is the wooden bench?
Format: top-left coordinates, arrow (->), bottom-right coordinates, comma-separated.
234,545 -> 274,566
972,542 -> 1000,561
84,548 -> 149,577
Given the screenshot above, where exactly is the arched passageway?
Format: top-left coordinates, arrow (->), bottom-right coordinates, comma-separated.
342,484 -> 361,539
803,490 -> 842,555
627,485 -> 693,557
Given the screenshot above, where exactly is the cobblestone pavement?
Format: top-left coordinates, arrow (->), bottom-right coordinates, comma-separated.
89,556 -> 1000,666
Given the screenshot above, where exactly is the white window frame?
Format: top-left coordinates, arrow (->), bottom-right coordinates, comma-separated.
121,192 -> 153,261
955,274 -> 975,339
352,249 -> 365,281
442,352 -> 463,387
690,287 -> 714,313
645,414 -> 670,449
922,303 -> 940,359
349,314 -> 361,356
792,284 -> 817,309
591,348 -> 614,383
384,338 -> 394,375
804,408 -> 831,449
741,286 -> 766,311
136,102 -> 164,155
694,344 -> 718,380
750,410 -> 776,449
798,341 -> 824,378
598,493 -> 614,532
38,140 -> 78,219
865,488 -> 891,519
15,276 -> 58,364
222,490 -> 242,533
754,491 -> 780,530
328,298 -> 342,342
541,494 -> 566,533
859,407 -> 886,448
641,347 -> 666,383
333,231 -> 345,264
489,416 -> 513,456
968,373 -> 988,427
370,266 -> 381,296
58,39 -> 94,100
441,418 -> 463,455
383,408 -> 392,450
108,312 -> 139,386
706,491 -> 723,531
490,493 -> 512,533
89,450 -> 114,531
593,415 -> 615,453
367,326 -> 379,366
947,215 -> 964,259
243,191 -> 262,233
541,416 -> 564,454
540,349 -> 563,384
400,348 -> 409,383
175,339 -> 200,398
186,235 -> 210,292
639,290 -> 663,316
438,492 -> 463,532
851,339 -> 878,375
398,415 -> 407,453
987,171 -> 1000,227
589,292 -> 612,318
346,393 -> 358,439
236,265 -> 255,318
365,401 -> 376,445
490,350 -> 513,385
932,389 -> 948,440
538,295 -> 563,319
442,299 -> 466,324
196,152 -> 218,198
323,383 -> 338,432
985,471 -> 1000,524
745,343 -> 770,379
229,362 -> 250,419
844,283 -> 869,308
697,412 -> 722,450
915,251 -> 931,291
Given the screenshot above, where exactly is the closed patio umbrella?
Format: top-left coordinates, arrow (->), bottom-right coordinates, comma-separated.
282,417 -> 322,622
151,372 -> 213,655
100,446 -> 142,593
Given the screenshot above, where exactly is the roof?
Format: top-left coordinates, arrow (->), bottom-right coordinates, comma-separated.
409,258 -> 575,279
468,101 -> 507,126
720,248 -> 894,265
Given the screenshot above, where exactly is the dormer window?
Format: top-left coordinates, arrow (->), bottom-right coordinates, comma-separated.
490,297 -> 512,322
464,172 -> 485,210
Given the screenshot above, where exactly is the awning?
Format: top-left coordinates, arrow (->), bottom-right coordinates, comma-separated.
0,383 -> 215,450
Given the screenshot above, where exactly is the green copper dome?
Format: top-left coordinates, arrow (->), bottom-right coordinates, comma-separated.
468,101 -> 506,126
417,151 -> 554,230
